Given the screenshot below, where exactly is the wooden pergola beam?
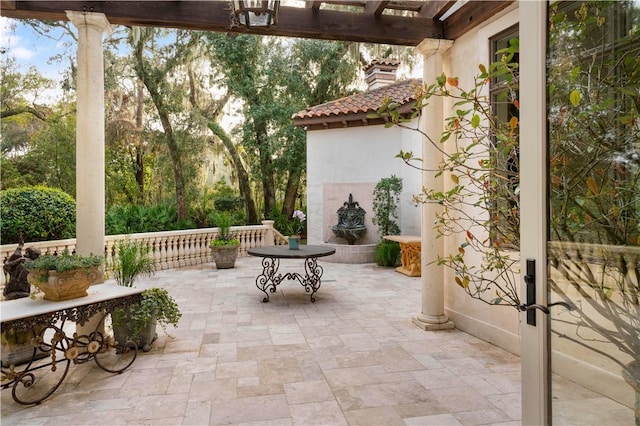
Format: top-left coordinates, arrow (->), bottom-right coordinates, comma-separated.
1,1 -> 516,45
0,1 -> 445,46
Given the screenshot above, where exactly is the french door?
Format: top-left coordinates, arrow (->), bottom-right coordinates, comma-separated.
520,1 -> 639,425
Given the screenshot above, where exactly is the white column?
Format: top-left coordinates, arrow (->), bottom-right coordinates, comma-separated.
67,11 -> 111,336
412,38 -> 456,331
66,11 -> 111,263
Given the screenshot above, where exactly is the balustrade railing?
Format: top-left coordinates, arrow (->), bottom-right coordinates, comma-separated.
1,220 -> 288,287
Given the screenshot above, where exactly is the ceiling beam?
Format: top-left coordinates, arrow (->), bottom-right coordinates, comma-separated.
419,0 -> 456,19
0,1 -> 444,45
306,1 -> 322,10
0,1 -> 16,12
364,1 -> 389,16
444,0 -> 515,39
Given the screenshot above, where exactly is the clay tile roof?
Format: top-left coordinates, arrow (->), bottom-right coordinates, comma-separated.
362,58 -> 401,73
293,78 -> 422,125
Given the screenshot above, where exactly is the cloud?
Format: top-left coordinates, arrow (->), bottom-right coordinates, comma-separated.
0,17 -> 36,60
12,46 -> 35,60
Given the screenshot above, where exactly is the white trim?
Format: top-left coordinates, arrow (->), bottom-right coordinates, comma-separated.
519,1 -> 549,425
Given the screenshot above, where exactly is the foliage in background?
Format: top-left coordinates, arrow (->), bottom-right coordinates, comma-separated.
0,186 -> 76,244
372,175 -> 403,238
110,239 -> 156,287
105,202 -> 195,235
375,239 -> 401,267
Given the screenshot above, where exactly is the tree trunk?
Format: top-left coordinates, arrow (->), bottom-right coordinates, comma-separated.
282,168 -> 302,219
133,33 -> 188,220
134,80 -> 145,202
208,122 -> 259,224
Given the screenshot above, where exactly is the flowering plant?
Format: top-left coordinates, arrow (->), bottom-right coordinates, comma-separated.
290,210 -> 306,235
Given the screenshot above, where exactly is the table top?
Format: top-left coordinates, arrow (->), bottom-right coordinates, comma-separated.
1,282 -> 144,324
248,245 -> 336,259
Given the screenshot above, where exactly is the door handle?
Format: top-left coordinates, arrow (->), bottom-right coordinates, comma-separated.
519,302 -> 573,315
520,258 -> 573,326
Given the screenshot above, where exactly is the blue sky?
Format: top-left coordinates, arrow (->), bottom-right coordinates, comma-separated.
1,17 -> 76,102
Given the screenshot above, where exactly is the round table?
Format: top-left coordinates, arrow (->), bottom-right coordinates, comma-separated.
247,245 -> 336,302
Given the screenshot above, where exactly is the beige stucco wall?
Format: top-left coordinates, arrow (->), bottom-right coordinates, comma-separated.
440,6 -> 521,355
306,124 -> 422,246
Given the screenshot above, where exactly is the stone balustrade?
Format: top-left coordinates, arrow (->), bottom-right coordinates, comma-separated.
1,221 -> 289,287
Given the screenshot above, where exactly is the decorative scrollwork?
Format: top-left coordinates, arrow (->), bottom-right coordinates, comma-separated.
2,292 -> 142,405
254,256 -> 324,303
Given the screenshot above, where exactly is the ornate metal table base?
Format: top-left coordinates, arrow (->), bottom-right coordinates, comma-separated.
256,257 -> 325,303
1,288 -> 142,405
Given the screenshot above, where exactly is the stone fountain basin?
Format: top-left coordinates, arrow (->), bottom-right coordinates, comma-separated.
321,242 -> 376,264
331,225 -> 367,245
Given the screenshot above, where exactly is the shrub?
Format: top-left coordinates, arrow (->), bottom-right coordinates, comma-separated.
375,240 -> 401,267
0,186 -> 76,244
372,176 -> 403,237
106,203 -> 196,235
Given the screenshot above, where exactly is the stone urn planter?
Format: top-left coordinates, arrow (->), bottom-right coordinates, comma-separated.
210,242 -> 240,269
24,250 -> 104,301
27,267 -> 102,301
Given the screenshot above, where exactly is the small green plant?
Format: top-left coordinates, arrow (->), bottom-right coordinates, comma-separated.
375,239 -> 401,267
110,240 -> 155,287
210,212 -> 240,247
372,176 -> 403,237
24,249 -> 103,274
111,288 -> 182,342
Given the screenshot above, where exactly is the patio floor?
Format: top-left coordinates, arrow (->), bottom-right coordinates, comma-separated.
2,256 -> 523,425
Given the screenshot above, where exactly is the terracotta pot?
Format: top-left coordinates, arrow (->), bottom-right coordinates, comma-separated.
27,267 -> 102,301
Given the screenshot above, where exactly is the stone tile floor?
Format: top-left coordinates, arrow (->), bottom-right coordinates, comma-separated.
0,256 -> 556,425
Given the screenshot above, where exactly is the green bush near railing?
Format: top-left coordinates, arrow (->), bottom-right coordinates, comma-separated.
0,186 -> 76,245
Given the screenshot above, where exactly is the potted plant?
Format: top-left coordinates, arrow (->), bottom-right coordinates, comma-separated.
209,212 -> 240,268
109,240 -> 181,352
287,210 -> 306,250
23,249 -> 104,301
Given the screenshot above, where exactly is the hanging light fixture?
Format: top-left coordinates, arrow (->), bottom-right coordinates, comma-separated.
232,0 -> 280,28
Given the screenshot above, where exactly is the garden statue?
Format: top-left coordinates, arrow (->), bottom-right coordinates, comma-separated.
3,241 -> 40,300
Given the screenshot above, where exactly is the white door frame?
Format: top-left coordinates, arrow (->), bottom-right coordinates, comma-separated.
519,1 -> 549,425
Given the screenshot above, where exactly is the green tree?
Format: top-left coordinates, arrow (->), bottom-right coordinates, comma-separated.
206,34 -> 360,219
130,27 -> 208,220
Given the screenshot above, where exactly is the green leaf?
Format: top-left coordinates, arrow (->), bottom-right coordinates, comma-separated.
569,90 -> 581,107
471,114 -> 480,129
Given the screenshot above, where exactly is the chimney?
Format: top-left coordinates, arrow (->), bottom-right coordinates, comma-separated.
363,59 -> 400,90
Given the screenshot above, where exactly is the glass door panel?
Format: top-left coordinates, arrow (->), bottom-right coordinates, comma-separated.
546,2 -> 640,425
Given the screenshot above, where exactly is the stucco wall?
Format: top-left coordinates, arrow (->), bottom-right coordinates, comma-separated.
441,6 -> 521,355
306,124 -> 422,246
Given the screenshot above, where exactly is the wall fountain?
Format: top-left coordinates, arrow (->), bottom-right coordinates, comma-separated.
323,193 -> 376,263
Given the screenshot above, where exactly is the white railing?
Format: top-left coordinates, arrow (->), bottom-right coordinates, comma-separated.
1,220 -> 288,286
